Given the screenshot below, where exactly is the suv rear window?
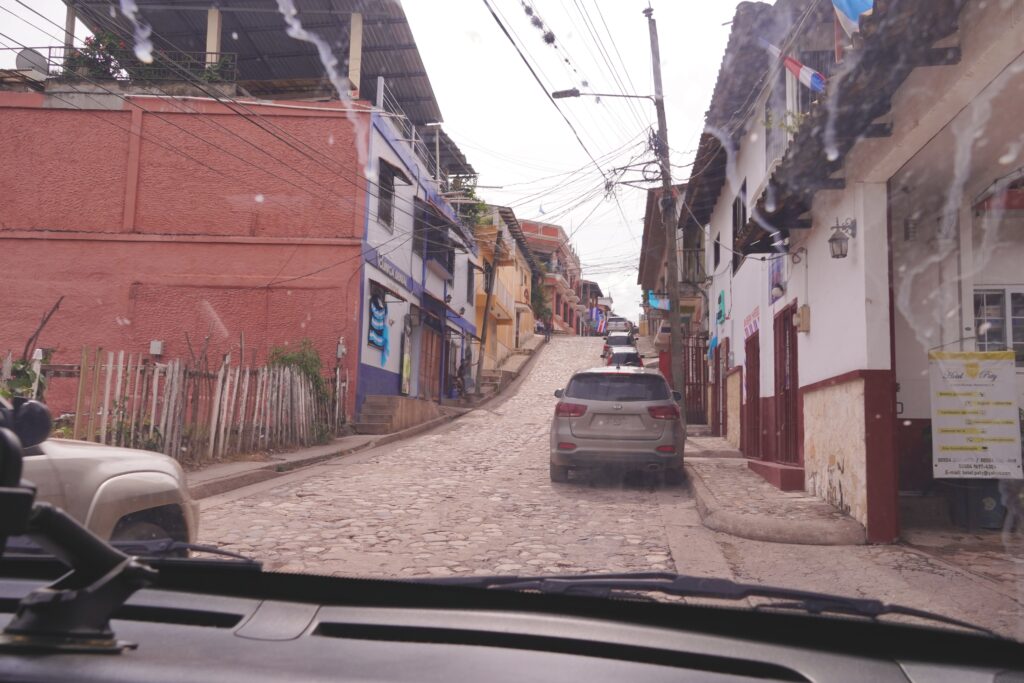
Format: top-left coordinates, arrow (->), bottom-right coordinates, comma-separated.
606,335 -> 632,346
565,374 -> 670,401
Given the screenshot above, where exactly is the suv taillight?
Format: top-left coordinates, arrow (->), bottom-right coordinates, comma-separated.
647,405 -> 680,420
555,402 -> 587,418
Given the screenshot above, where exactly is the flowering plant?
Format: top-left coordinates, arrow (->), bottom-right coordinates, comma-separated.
63,31 -> 132,79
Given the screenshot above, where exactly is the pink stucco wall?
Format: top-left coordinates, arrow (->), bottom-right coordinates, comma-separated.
0,91 -> 370,414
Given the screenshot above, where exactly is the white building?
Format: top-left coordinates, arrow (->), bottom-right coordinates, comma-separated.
357,80 -> 478,413
686,0 -> 1023,541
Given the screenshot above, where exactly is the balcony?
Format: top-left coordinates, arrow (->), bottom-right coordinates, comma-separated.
476,278 -> 514,321
12,45 -> 238,84
680,248 -> 706,284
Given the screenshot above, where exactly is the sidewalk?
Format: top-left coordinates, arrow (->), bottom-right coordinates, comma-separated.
187,411 -> 460,500
685,436 -> 867,545
188,336 -> 549,499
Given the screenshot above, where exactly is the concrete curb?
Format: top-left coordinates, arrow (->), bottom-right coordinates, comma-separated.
188,412 -> 460,500
685,464 -> 867,546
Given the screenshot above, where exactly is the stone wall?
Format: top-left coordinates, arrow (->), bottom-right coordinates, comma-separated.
803,379 -> 868,527
726,370 -> 742,449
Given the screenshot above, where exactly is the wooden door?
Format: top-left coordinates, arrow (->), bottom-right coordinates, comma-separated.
419,327 -> 441,400
774,305 -> 800,464
744,332 -> 761,459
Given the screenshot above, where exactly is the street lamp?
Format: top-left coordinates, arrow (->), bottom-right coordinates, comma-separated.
551,87 -> 654,102
828,218 -> 857,259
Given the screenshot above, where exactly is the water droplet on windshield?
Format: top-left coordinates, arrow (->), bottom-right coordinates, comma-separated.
328,133 -> 335,146
108,6 -> 117,18
119,0 -> 155,63
254,194 -> 265,203
978,321 -> 992,335
231,31 -> 239,40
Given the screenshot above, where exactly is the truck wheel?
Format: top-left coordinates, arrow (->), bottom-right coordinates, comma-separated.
549,463 -> 569,483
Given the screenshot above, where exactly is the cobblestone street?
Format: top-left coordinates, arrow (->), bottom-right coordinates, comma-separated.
200,337 -> 1024,639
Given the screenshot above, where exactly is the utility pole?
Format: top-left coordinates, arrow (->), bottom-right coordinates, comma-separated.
474,261 -> 496,396
644,6 -> 687,437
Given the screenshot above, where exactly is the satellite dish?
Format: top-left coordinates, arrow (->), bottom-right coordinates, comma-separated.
15,48 -> 48,75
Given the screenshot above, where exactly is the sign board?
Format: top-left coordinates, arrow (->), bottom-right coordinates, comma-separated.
743,306 -> 760,339
928,351 -> 1023,479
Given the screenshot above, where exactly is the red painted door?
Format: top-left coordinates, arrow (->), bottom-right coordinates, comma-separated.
774,305 -> 800,464
744,332 -> 761,459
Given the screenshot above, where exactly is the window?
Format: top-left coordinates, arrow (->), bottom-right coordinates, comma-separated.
566,373 -> 670,402
713,235 -> 721,269
378,163 -> 396,229
466,263 -> 475,301
731,180 -> 747,273
975,289 -> 1024,366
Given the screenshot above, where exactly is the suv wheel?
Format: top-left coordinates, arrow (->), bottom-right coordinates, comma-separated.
549,463 -> 569,483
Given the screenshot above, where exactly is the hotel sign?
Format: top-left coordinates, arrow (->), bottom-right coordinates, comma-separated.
928,351 -> 1022,479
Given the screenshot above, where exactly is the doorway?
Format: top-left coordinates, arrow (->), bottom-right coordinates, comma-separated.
744,331 -> 761,459
774,303 -> 800,464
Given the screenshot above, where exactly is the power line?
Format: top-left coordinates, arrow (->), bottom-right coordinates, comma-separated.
480,0 -> 613,189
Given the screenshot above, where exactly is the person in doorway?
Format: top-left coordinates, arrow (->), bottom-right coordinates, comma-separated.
544,317 -> 553,342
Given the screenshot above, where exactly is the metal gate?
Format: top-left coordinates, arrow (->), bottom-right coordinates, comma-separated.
682,335 -> 708,425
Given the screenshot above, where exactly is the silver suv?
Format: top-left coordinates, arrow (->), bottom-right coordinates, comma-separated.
549,367 -> 684,484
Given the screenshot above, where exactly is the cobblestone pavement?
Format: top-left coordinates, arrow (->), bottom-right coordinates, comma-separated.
200,336 -> 1024,639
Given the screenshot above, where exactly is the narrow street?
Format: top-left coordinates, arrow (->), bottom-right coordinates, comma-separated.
200,337 -> 1024,639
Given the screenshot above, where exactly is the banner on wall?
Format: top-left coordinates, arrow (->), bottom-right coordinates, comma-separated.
928,351 -> 1023,479
368,289 -> 389,366
400,315 -> 412,395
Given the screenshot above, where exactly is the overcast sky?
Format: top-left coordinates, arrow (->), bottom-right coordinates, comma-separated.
0,0 -> 743,320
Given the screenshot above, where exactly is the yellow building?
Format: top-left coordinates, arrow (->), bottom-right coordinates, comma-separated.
474,206 -> 538,371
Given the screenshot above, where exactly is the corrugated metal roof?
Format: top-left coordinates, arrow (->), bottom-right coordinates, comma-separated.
67,0 -> 443,124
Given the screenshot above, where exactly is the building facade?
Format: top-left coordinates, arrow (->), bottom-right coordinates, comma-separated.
520,220 -> 582,335
0,0 -> 477,421
687,0 -> 1023,541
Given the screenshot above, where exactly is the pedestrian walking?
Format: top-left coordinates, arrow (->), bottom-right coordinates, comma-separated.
544,318 -> 552,342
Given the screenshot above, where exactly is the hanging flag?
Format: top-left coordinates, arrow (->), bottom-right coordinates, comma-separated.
759,39 -> 826,94
832,0 -> 873,37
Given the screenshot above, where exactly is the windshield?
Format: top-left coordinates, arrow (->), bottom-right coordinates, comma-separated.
1,0 -> 1022,645
566,373 -> 669,401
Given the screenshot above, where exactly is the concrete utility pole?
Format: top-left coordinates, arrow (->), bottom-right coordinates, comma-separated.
644,7 -> 687,436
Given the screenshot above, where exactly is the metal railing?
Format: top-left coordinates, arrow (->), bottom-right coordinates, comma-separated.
4,45 -> 238,83
376,76 -> 449,191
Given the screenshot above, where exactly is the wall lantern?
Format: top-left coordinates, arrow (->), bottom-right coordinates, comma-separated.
828,218 -> 857,259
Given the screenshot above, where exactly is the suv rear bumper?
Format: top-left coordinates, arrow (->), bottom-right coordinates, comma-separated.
551,448 -> 683,470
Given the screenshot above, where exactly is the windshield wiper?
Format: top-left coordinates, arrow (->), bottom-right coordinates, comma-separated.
5,536 -> 257,564
416,572 -> 999,638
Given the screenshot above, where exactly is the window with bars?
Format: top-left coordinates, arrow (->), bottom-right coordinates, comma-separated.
378,164 -> 396,229
732,180 -> 747,274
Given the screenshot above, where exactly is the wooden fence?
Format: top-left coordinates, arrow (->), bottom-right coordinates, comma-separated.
4,348 -> 348,468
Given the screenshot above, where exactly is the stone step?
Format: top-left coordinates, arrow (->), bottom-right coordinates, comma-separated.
358,412 -> 393,424
352,421 -> 393,435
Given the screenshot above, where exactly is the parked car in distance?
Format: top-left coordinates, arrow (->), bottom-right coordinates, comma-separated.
605,317 -> 631,334
550,367 -> 684,483
601,332 -> 634,358
20,438 -> 199,544
606,349 -> 643,367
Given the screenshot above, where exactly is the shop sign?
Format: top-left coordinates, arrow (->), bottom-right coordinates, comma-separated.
928,351 -> 1023,479
743,307 -> 760,339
